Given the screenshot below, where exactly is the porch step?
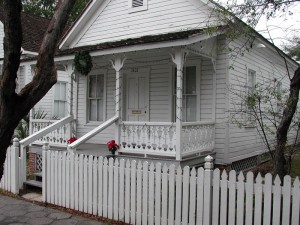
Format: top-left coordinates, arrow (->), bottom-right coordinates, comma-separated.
24,180 -> 42,189
33,172 -> 43,182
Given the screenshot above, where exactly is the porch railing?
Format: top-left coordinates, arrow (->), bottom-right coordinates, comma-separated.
119,121 -> 215,158
119,121 -> 177,157
181,121 -> 215,157
30,117 -> 75,147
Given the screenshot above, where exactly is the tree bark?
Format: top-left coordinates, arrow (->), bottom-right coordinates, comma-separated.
0,0 -> 75,179
275,66 -> 300,179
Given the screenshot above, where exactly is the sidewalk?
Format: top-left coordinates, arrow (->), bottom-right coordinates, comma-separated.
0,194 -> 107,225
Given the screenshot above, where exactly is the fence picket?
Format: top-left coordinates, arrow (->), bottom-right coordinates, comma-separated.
245,172 -> 254,225
125,160 -> 131,223
189,167 -> 197,225
108,158 -> 114,219
50,151 -> 55,204
182,166 -> 190,225
93,157 -> 98,215
46,151 -> 51,203
88,155 -> 93,214
291,178 -> 300,225
237,172 -> 245,225
162,164 -> 169,225
228,170 -> 236,225
142,161 -> 149,225
220,170 -> 228,225
113,159 -> 119,221
196,167 -> 205,225
254,173 -> 263,225
168,164 -> 175,225
281,176 -> 291,225
74,154 -> 79,210
42,150 -> 46,202
155,163 -> 162,225
148,163 -> 155,225
130,160 -> 137,225
61,152 -> 66,207
54,151 -> 59,205
119,159 -> 125,221
78,154 -> 84,212
57,151 -> 62,206
175,166 -> 182,225
272,176 -> 281,225
98,156 -> 103,216
136,161 -> 143,225
103,158 -> 108,217
212,169 -> 220,225
83,156 -> 88,213
263,173 -> 272,225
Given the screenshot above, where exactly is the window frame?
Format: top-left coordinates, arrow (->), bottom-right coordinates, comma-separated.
244,67 -> 257,126
172,60 -> 201,122
86,69 -> 107,124
53,81 -> 67,119
128,0 -> 148,13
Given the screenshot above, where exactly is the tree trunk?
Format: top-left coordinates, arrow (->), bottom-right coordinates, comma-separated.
275,66 -> 300,179
0,0 -> 75,179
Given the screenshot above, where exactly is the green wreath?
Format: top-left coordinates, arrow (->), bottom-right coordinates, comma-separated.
74,51 -> 93,75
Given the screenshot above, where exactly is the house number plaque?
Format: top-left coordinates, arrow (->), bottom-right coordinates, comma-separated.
132,110 -> 142,115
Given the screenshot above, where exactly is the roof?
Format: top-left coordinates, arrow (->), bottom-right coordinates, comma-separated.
0,8 -> 51,53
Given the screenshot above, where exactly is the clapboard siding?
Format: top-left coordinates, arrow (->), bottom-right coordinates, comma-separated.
75,0 -> 218,47
227,37 -> 298,163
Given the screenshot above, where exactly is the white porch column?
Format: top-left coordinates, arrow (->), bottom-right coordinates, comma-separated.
111,56 -> 126,148
171,48 -> 188,161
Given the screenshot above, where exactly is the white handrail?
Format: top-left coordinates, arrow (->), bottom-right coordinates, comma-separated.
20,115 -> 74,147
68,115 -> 119,149
182,121 -> 215,126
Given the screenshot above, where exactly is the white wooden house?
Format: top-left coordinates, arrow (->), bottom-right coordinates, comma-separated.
1,0 -> 299,176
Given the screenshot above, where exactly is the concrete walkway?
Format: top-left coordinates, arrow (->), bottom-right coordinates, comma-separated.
0,194 -> 107,225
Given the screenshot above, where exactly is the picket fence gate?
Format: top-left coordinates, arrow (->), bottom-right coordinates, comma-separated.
42,150 -> 300,225
0,138 -> 21,194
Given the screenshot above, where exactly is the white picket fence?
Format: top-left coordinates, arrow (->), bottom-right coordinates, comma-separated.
0,138 -> 20,194
43,150 -> 300,225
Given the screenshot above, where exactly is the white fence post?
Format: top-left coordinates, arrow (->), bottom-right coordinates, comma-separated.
11,138 -> 19,194
42,142 -> 49,202
203,155 -> 214,225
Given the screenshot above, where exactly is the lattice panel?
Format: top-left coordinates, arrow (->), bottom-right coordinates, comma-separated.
231,156 -> 258,172
36,153 -> 43,172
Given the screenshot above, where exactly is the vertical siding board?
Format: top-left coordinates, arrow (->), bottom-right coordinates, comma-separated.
182,166 -> 190,225
263,173 -> 272,225
236,172 -> 245,225
245,172 -> 254,225
92,157 -> 98,215
155,163 -> 162,225
142,161 -> 149,225
125,160 -> 131,223
212,169 -> 220,225
175,166 -> 182,225
220,171 -> 228,225
130,160 -> 137,225
119,159 -> 125,221
113,159 -> 119,221
136,162 -> 143,225
168,164 -> 175,225
189,167 -> 197,225
98,157 -> 104,216
254,174 -> 263,225
228,170 -> 236,225
196,167 -> 204,225
292,178 -> 300,225
162,165 -> 169,225
148,163 -> 155,225
88,155 -> 93,214
108,157 -> 114,219
272,176 -> 281,225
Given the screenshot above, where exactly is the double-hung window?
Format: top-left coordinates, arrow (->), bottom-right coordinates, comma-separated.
88,74 -> 105,122
54,82 -> 67,118
173,66 -> 197,122
246,69 -> 256,123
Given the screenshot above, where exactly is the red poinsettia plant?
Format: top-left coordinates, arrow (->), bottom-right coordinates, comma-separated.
107,140 -> 119,155
67,137 -> 77,144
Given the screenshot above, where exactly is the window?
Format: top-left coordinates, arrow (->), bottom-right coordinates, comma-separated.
128,0 -> 148,12
88,74 -> 105,121
173,66 -> 197,122
247,69 -> 256,93
245,69 -> 256,124
276,81 -> 282,113
54,82 -> 67,118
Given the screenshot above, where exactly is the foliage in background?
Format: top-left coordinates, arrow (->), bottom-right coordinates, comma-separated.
22,0 -> 89,21
284,36 -> 300,61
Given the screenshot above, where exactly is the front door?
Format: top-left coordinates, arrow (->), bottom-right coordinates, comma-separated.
125,69 -> 149,121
